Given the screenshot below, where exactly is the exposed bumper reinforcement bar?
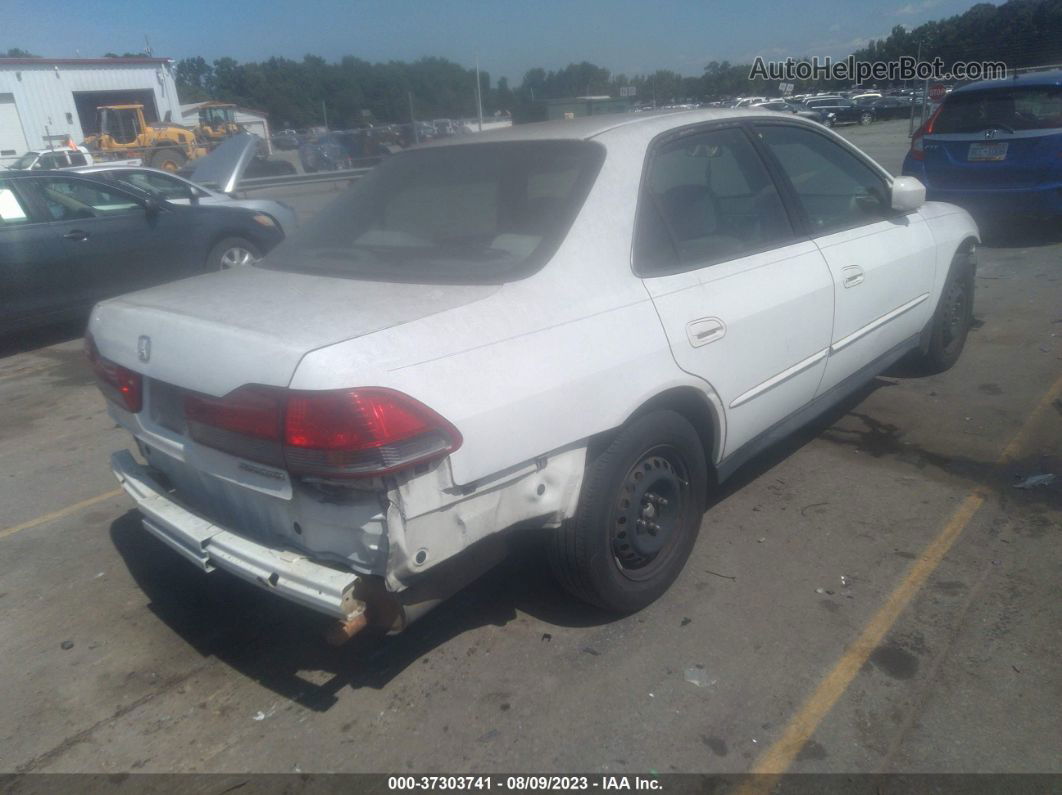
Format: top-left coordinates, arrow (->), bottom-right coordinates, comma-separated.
110,450 -> 366,622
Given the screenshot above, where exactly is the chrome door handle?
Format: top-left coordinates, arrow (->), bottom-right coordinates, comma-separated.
842,266 -> 864,288
62,229 -> 89,241
686,317 -> 726,348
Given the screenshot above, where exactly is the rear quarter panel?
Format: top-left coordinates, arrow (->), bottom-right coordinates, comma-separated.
289,135 -> 725,486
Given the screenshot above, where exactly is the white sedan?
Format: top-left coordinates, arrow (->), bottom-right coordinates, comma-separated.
88,109 -> 978,641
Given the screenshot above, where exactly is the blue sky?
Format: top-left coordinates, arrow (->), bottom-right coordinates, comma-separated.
5,0 -> 991,82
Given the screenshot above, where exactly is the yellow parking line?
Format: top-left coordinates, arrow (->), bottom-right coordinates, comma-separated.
743,373 -> 1062,787
0,488 -> 124,541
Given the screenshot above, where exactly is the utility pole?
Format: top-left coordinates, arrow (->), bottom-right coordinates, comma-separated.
409,91 -> 418,144
144,34 -> 152,56
475,54 -> 484,132
908,41 -> 922,137
321,100 -> 328,130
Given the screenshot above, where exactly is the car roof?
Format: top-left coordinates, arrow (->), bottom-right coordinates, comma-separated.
424,108 -> 802,147
70,164 -> 182,177
952,69 -> 1062,94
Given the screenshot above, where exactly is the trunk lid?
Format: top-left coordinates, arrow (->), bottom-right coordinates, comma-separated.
89,266 -> 500,397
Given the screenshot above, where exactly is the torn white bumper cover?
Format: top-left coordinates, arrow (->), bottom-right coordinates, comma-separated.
110,449 -> 365,622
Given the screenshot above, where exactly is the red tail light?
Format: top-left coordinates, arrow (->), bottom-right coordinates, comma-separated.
85,334 -> 142,413
184,386 -> 461,478
908,106 -> 943,162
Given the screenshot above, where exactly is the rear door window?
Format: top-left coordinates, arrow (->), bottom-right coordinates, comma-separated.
635,126 -> 793,273
36,152 -> 69,170
35,177 -> 142,221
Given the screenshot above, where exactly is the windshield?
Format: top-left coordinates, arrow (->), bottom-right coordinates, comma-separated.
261,140 -> 605,283
934,85 -> 1062,133
9,153 -> 39,170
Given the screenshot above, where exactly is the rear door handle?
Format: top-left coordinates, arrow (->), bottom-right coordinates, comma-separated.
686,317 -> 726,348
842,265 -> 864,288
62,229 -> 89,241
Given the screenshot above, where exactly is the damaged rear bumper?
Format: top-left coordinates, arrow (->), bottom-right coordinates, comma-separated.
110,449 -> 365,622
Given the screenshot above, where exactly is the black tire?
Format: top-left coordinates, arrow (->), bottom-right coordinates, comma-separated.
916,253 -> 975,373
549,410 -> 708,613
207,237 -> 262,270
859,112 -> 873,126
824,116 -> 835,128
150,147 -> 187,172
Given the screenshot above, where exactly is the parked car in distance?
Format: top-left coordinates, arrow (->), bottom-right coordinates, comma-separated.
902,70 -> 1062,223
70,164 -> 298,235
4,146 -> 95,170
752,99 -> 834,125
271,129 -> 300,150
90,110 -> 977,643
802,96 -> 875,126
432,118 -> 456,137
858,95 -> 913,120
1,170 -> 284,334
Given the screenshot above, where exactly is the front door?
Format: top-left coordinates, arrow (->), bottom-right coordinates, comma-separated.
25,175 -> 188,304
753,123 -> 936,395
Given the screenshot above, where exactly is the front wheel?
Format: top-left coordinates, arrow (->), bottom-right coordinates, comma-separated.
915,255 -> 974,373
549,410 -> 707,613
207,237 -> 262,270
859,112 -> 873,126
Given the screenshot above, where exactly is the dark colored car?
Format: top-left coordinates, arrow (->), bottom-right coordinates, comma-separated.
0,170 -> 284,334
859,95 -> 914,120
271,129 -> 301,150
298,129 -> 399,172
802,97 -> 875,127
902,69 -> 1062,221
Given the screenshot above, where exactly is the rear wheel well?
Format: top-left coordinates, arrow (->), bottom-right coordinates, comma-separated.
587,387 -> 720,485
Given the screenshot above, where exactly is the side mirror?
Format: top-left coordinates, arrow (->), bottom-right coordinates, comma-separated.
142,195 -> 162,215
890,176 -> 926,212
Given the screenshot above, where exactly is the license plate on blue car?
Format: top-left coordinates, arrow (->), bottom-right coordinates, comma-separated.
967,142 -> 1008,161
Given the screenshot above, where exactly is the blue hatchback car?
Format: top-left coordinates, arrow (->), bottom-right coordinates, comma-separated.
902,70 -> 1062,220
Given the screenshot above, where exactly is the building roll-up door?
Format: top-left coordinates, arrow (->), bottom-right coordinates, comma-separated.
0,94 -> 29,159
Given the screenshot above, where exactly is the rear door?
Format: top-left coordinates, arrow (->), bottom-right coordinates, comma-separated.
637,124 -> 835,457
0,177 -> 73,330
922,84 -> 1062,190
753,122 -> 936,395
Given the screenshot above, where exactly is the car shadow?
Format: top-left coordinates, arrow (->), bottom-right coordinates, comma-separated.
0,320 -> 86,360
109,510 -> 616,711
976,216 -> 1062,249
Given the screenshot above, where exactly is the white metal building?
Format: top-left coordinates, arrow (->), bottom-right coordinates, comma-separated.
0,57 -> 182,164
180,102 -> 272,153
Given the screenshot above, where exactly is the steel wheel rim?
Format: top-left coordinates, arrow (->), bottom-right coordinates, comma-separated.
220,246 -> 256,268
610,444 -> 691,581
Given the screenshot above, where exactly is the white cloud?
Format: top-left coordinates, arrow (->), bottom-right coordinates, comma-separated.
893,0 -> 943,16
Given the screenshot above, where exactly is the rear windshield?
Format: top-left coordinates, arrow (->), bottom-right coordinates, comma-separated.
261,140 -> 605,283
934,85 -> 1062,133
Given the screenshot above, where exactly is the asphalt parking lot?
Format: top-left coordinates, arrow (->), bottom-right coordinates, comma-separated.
1,118 -> 1059,776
